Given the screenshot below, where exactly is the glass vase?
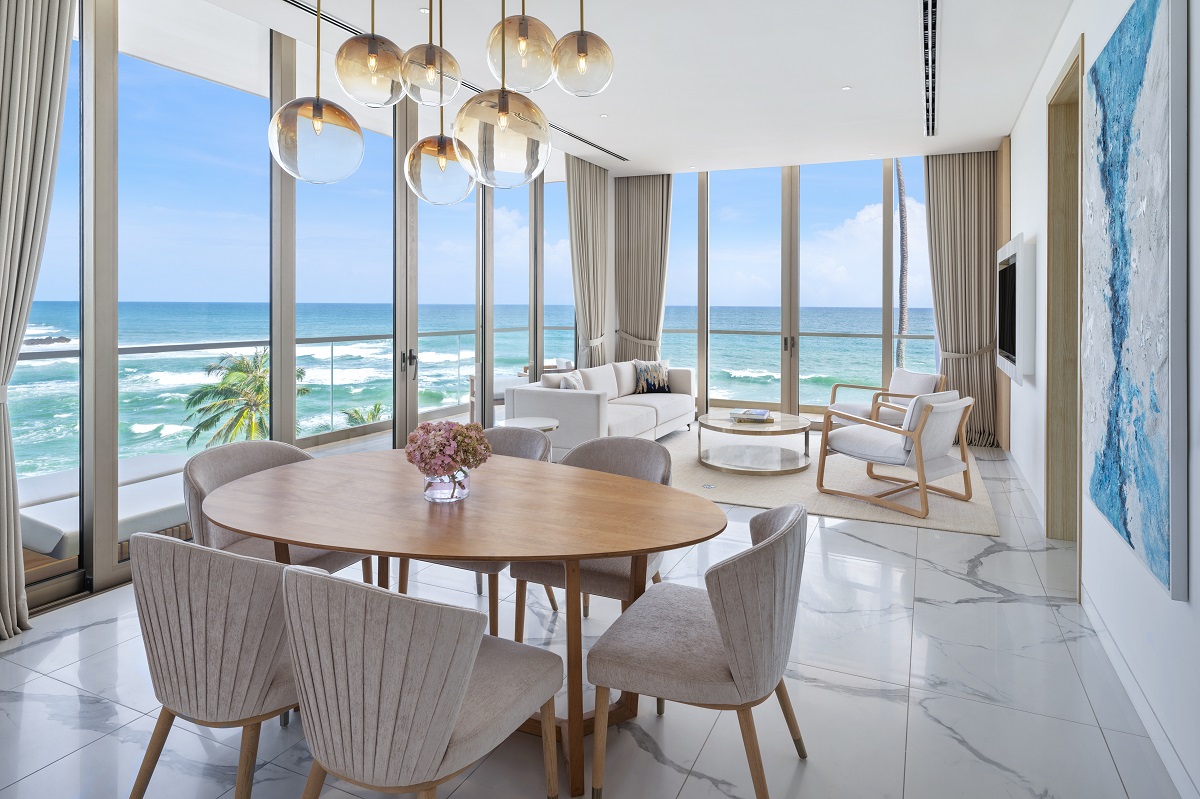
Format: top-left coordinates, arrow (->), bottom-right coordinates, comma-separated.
423,468 -> 470,503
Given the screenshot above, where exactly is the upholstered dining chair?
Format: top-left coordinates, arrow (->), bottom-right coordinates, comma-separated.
825,368 -> 947,432
508,436 -> 671,641
128,533 -> 296,799
401,426 -> 555,636
817,390 -> 974,519
281,566 -> 564,799
588,505 -> 809,799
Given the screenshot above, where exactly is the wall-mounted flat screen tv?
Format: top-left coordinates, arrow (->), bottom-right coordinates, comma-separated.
998,262 -> 1017,364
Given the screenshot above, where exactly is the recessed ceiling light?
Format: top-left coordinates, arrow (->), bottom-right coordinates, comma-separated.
841,85 -> 852,91
419,6 -> 429,12
600,114 -> 608,118
868,152 -> 877,156
689,166 -> 696,170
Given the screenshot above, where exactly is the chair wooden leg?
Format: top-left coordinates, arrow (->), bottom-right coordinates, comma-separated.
488,573 -> 500,637
418,790 -> 437,799
774,681 -> 807,759
234,722 -> 261,799
544,584 -> 559,611
279,709 -> 289,728
130,708 -> 175,799
656,697 -> 665,716
583,593 -> 590,618
377,556 -> 390,590
300,762 -> 327,799
592,686 -> 610,799
541,697 -> 559,799
651,571 -> 662,584
476,572 -> 484,595
398,557 -> 410,593
736,707 -> 770,799
515,579 -> 527,642
361,557 -> 372,584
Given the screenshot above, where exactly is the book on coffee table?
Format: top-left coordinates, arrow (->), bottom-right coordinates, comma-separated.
728,408 -> 775,423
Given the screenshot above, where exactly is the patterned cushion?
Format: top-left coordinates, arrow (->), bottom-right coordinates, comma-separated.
558,370 -> 584,390
633,360 -> 671,394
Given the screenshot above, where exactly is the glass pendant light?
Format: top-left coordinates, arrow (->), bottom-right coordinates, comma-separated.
334,0 -> 406,107
552,0 -> 614,97
404,1 -> 477,205
268,0 -> 364,184
455,0 -> 552,189
485,1 -> 556,92
401,0 -> 462,106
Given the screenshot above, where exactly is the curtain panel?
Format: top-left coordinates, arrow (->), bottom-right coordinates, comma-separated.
565,154 -> 610,367
925,151 -> 998,447
0,0 -> 77,637
614,174 -> 673,362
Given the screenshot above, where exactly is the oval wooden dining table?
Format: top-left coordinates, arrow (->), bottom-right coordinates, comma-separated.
202,449 -> 728,797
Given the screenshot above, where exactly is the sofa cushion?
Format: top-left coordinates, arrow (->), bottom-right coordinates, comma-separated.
611,393 -> 695,426
559,370 -> 584,390
579,364 -> 618,400
607,403 -> 656,437
612,361 -> 637,397
540,373 -> 561,388
634,360 -> 671,394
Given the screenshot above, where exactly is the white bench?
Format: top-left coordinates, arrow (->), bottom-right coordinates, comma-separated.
18,453 -> 190,508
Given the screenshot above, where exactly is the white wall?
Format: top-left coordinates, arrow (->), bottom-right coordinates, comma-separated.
1007,0 -> 1200,793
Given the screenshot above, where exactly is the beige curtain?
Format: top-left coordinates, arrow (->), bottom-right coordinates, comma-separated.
0,0 -> 77,638
565,154 -> 609,367
614,174 -> 672,361
925,152 -> 998,447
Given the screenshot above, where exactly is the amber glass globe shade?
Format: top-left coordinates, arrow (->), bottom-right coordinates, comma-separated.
552,30 -> 613,97
268,97 -> 364,184
485,15 -> 556,92
334,34 -> 406,108
404,134 -> 477,205
454,89 -> 551,189
400,43 -> 462,106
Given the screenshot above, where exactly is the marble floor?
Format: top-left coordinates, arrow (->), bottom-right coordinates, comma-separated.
0,449 -> 1180,798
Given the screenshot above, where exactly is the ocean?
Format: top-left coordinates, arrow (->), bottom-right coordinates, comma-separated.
13,302 -> 935,477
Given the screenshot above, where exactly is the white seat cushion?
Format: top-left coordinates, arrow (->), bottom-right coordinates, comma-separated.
826,424 -> 909,466
18,452 -> 190,508
611,393 -> 696,426
579,364 -> 618,400
606,403 -> 656,437
587,582 -> 741,706
612,361 -> 637,397
20,498 -> 81,558
828,400 -> 905,426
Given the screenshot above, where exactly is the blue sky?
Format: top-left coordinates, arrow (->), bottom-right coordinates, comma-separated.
38,46 -> 931,311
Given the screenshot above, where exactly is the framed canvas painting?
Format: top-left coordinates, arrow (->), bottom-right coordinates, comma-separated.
1081,0 -> 1187,599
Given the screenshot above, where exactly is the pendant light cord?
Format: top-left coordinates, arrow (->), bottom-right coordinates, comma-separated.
370,0 -> 375,34
580,0 -> 584,30
315,0 -> 321,98
428,0 -> 433,43
438,0 -> 445,135
500,0 -> 506,89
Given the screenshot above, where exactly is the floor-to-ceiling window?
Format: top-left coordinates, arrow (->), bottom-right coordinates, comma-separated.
295,43 -> 394,439
892,156 -> 937,374
707,168 -> 782,407
493,183 -> 532,415
661,172 -> 697,370
115,2 -> 271,563
798,159 -> 884,409
543,169 -> 574,366
15,36 -> 81,587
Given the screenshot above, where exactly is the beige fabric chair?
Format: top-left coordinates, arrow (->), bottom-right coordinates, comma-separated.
128,534 -> 296,799
409,426 -> 556,635
588,505 -> 808,799
818,391 -> 974,519
281,566 -> 564,799
183,440 -> 368,576
508,437 -> 671,640
826,368 -> 947,430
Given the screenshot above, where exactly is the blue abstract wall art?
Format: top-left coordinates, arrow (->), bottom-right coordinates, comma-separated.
1081,0 -> 1183,595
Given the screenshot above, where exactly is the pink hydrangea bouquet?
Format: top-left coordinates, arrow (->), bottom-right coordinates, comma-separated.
405,421 -> 491,502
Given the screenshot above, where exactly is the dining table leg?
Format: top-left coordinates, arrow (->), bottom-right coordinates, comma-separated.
273,542 -> 291,565
564,559 -> 584,797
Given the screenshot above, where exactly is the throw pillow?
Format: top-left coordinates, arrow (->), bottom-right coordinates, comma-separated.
559,370 -> 584,390
633,360 -> 671,394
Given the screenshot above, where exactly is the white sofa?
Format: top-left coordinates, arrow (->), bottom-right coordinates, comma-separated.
505,361 -> 696,461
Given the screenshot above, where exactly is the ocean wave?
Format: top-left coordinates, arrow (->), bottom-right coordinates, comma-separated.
419,349 -> 476,365
135,371 -> 217,388
798,373 -> 839,386
157,392 -> 190,401
300,367 -> 392,386
721,368 -> 780,382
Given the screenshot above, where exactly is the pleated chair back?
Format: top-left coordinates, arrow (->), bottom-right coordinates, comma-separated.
130,533 -> 296,725
281,566 -> 488,788
561,436 -> 672,485
705,504 -> 807,704
183,440 -> 311,551
483,426 -> 553,461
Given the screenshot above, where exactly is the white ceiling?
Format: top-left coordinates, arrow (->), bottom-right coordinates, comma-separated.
130,0 -> 1073,177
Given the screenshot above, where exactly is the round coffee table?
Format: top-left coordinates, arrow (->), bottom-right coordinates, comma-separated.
697,411 -> 811,475
496,416 -> 559,432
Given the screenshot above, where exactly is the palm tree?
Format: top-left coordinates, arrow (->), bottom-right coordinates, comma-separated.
184,348 -> 310,448
342,402 -> 388,426
895,159 -> 910,368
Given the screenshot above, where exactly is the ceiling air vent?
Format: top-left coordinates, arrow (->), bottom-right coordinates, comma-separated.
923,0 -> 938,136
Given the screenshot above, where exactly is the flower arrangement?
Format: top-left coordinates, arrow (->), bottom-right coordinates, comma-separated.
405,421 -> 491,502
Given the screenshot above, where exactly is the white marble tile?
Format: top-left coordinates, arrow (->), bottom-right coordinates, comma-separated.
271,738 -> 480,798
410,561 -> 518,601
810,517 -> 918,560
662,538 -> 752,588
177,710 -> 308,766
0,585 -> 142,674
905,690 -> 1125,799
0,659 -> 38,692
0,675 -> 143,789
1054,604 -> 1148,737
1103,729 -> 1184,799
916,527 -> 1044,589
1027,538 -> 1078,594
215,762 -> 360,799
0,711 -> 242,799
677,665 -> 908,799
48,636 -> 158,714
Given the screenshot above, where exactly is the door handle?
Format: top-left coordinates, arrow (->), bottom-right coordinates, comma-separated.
783,335 -> 789,352
408,348 -> 418,379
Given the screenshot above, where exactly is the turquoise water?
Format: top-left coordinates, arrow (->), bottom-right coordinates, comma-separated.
13,302 -> 935,476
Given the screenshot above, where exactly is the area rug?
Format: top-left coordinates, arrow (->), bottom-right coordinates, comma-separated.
660,428 -> 998,536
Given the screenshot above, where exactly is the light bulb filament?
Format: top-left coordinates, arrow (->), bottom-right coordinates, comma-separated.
311,100 -> 324,135
497,91 -> 510,132
517,17 -> 529,56
576,33 -> 589,75
367,38 -> 379,73
436,136 -> 449,172
577,53 -> 588,75
425,46 -> 438,85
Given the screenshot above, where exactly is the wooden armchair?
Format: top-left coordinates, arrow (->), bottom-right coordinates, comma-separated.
826,368 -> 947,432
816,391 -> 973,519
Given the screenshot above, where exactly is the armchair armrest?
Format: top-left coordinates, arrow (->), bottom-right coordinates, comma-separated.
822,407 -> 916,438
667,367 -> 695,397
830,382 -> 886,404
870,390 -> 922,405
870,400 -> 908,422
